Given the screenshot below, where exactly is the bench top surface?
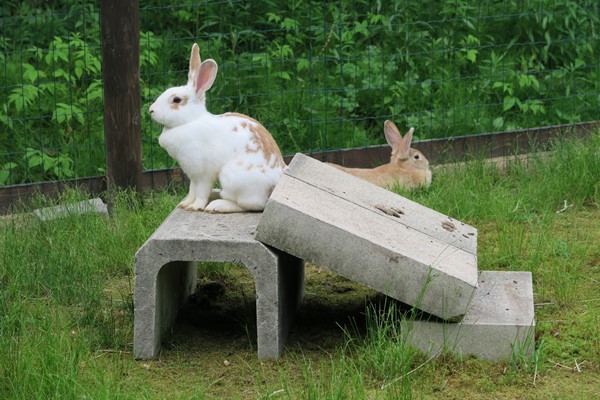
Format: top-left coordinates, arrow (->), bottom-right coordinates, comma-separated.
150,207 -> 263,244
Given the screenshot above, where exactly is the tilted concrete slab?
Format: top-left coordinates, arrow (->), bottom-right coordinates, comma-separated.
134,208 -> 304,360
286,154 -> 478,256
255,153 -> 479,321
409,271 -> 535,361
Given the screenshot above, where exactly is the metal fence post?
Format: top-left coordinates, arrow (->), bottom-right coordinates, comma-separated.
100,0 -> 142,193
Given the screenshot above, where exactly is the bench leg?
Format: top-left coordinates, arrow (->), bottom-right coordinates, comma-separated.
251,251 -> 304,360
134,243 -> 304,360
134,260 -> 197,359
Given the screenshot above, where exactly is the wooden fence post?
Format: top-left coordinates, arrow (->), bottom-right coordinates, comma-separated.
100,0 -> 142,193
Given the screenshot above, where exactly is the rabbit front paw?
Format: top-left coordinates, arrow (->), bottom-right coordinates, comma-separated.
184,199 -> 208,211
177,195 -> 195,209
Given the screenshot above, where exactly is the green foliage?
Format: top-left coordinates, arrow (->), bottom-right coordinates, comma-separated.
1,30 -> 105,183
1,0 -> 599,184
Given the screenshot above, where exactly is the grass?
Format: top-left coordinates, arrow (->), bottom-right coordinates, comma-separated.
1,132 -> 599,399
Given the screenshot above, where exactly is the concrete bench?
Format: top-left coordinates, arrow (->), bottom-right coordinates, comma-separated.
133,208 -> 304,360
133,154 -> 534,362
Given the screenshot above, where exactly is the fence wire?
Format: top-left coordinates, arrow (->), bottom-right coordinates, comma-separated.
1,0 -> 599,186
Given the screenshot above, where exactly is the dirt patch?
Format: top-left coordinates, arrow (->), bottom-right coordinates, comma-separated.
161,263 -> 407,355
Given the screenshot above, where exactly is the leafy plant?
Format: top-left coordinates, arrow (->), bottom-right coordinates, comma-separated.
2,19 -> 105,183
1,0 -> 599,184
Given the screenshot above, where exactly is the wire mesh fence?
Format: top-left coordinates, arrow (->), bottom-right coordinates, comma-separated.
1,0 -> 599,188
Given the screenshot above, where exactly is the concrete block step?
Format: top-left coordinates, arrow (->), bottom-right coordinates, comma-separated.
409,271 -> 535,361
256,153 -> 479,321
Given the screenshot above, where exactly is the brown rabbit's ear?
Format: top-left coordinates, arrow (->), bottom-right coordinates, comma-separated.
384,120 -> 405,149
194,59 -> 218,96
401,127 -> 415,152
188,43 -> 202,85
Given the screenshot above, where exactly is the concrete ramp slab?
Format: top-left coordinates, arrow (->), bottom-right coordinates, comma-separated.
256,153 -> 479,321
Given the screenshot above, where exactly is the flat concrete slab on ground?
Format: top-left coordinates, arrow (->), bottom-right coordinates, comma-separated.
409,271 -> 536,361
256,153 -> 479,321
34,198 -> 108,221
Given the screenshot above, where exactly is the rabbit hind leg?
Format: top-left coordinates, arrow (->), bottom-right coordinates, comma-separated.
204,199 -> 245,213
204,189 -> 268,213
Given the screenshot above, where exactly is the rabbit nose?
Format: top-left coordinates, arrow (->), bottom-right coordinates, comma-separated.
149,107 -> 154,114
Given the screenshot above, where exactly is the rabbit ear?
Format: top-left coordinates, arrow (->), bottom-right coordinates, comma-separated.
194,59 -> 218,97
384,120 -> 405,148
401,127 -> 415,153
188,43 -> 202,85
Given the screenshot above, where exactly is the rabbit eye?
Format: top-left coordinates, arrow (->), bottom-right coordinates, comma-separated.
172,97 -> 182,104
414,154 -> 420,160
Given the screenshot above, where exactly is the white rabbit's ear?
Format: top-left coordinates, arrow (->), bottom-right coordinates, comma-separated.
188,43 -> 202,85
194,59 -> 218,97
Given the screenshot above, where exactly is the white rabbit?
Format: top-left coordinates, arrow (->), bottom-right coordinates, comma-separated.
149,43 -> 285,213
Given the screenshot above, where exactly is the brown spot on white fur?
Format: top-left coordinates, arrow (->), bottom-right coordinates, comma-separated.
221,113 -> 285,169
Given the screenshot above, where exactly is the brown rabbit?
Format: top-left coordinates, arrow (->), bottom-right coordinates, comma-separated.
328,120 -> 432,189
